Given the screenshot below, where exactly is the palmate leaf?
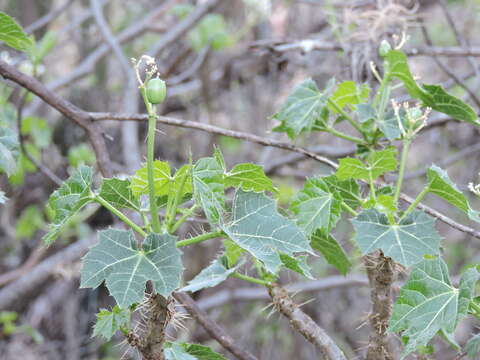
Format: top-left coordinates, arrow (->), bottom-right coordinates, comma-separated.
351,209 -> 441,267
92,305 -> 130,340
99,178 -> 139,210
181,257 -> 239,293
192,154 -> 225,224
329,81 -> 370,110
317,175 -> 361,210
80,229 -> 183,308
311,229 -> 351,275
336,147 -> 398,182
0,12 -> 34,52
225,163 -> 277,193
389,257 -> 479,358
0,126 -> 19,176
385,50 -> 425,99
291,177 -> 342,234
165,342 -> 226,360
272,78 -> 334,139
222,190 -> 313,274
43,165 -> 93,245
426,165 -> 480,222
130,160 -> 171,197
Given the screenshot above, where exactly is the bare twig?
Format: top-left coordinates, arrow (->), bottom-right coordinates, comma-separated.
0,60 -> 112,177
268,283 -> 347,360
90,0 -> 141,172
419,22 -> 480,109
173,292 -> 258,360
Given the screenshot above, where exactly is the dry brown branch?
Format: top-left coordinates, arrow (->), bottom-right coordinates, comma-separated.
174,292 -> 258,360
268,283 -> 347,360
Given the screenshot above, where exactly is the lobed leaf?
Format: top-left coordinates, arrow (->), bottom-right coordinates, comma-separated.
225,163 -> 277,193
43,166 -> 93,245
92,305 -> 129,341
310,229 -> 351,275
272,78 -> 333,139
80,229 -> 183,308
130,160 -> 171,197
465,333 -> 480,359
165,342 -> 226,360
0,12 -> 34,52
222,190 -> 313,274
351,209 -> 441,267
291,177 -> 342,234
336,147 -> 398,181
330,81 -> 370,111
389,257 -> 479,358
99,178 -> 139,210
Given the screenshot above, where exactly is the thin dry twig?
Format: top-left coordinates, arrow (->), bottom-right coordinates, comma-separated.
173,292 -> 258,360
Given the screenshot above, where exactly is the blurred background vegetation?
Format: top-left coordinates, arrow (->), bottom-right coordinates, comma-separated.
0,0 -> 480,359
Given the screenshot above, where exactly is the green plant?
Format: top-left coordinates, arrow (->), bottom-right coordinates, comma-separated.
2,10 -> 480,360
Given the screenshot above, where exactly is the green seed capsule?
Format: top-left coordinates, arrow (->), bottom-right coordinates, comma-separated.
146,78 -> 167,104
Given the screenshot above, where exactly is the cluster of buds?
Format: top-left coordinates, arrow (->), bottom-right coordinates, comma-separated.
469,177 -> 480,197
391,99 -> 431,138
131,55 -> 159,87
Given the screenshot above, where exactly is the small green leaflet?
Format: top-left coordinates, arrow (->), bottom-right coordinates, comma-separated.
193,155 -> 225,224
92,305 -> 129,341
336,147 -> 398,181
0,12 -> 34,52
223,239 -> 244,267
165,342 -> 226,360
221,189 -> 313,274
385,50 -> 424,99
43,165 -> 93,245
351,209 -> 441,267
465,333 -> 480,359
99,178 -> 139,210
225,163 -> 277,193
291,177 -> 342,234
280,254 -> 314,279
389,257 -> 479,358
426,165 -> 480,222
0,127 -> 19,176
421,84 -> 478,125
317,175 -> 361,210
311,229 -> 351,275
385,50 -> 478,125
181,257 -> 239,293
130,160 -> 171,197
329,81 -> 369,111
272,78 -> 334,139
80,229 -> 183,308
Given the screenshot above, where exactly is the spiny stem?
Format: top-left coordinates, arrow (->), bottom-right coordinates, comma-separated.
176,230 -> 223,247
394,138 -> 412,205
230,272 -> 271,286
94,195 -> 147,237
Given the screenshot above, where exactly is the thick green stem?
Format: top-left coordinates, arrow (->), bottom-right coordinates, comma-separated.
327,127 -> 364,144
166,167 -> 190,233
327,99 -> 365,135
393,139 -> 412,205
368,171 -> 377,202
170,205 -> 198,234
147,107 -> 161,233
341,202 -> 358,217
95,195 -> 147,237
401,186 -> 430,221
176,230 -> 223,248
231,272 -> 270,286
